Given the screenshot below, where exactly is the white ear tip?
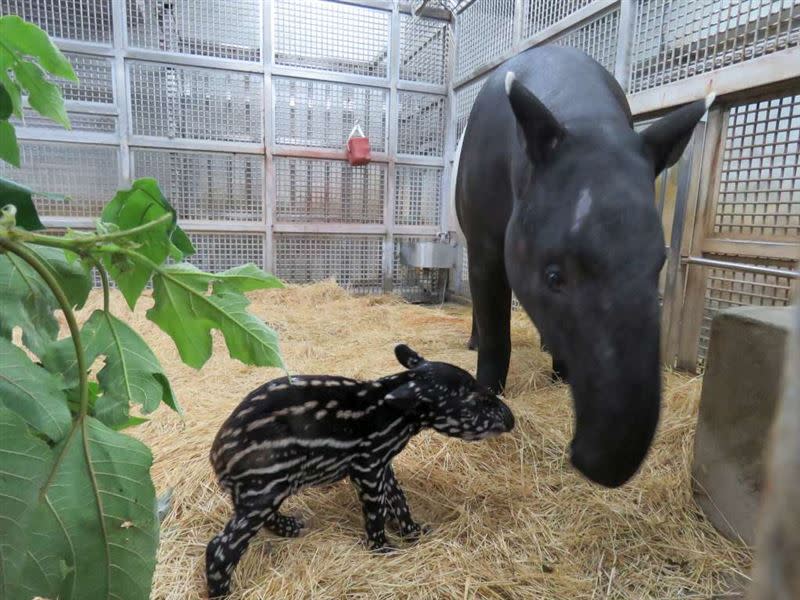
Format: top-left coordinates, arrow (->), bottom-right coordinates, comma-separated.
704,91 -> 716,110
505,71 -> 516,96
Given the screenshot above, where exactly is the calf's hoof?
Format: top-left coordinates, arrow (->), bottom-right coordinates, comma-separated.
368,541 -> 398,554
399,522 -> 432,541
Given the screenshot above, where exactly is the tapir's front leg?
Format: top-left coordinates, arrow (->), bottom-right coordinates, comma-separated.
383,465 -> 426,540
469,244 -> 512,394
351,472 -> 393,552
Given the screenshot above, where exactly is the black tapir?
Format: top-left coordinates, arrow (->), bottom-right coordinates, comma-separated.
453,46 -> 713,487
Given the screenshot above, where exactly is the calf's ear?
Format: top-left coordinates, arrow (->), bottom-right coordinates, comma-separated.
384,383 -> 422,413
395,344 -> 425,368
639,93 -> 715,175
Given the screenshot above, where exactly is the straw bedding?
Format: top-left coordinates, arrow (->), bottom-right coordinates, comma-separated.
69,281 -> 751,599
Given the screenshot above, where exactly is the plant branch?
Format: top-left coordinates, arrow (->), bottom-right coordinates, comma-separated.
89,256 -> 111,312
0,237 -> 89,417
11,212 -> 174,247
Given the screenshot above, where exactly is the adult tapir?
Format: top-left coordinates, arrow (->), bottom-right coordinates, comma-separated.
453,46 -> 713,487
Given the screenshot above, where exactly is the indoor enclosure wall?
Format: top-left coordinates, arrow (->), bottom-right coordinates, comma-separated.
1,0 -> 798,373
0,0 -> 453,302
447,0 -> 800,372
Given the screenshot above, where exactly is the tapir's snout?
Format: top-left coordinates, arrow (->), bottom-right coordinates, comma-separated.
568,352 -> 661,487
569,408 -> 657,487
565,300 -> 662,488
500,401 -> 516,432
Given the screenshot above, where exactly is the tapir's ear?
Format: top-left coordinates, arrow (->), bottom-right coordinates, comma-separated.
384,383 -> 422,413
395,344 -> 424,368
640,93 -> 715,174
505,71 -> 565,163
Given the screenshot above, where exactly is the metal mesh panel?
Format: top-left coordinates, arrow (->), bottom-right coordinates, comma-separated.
273,233 -> 384,294
460,244 -> 470,295
131,149 -> 264,222
453,75 -> 487,144
128,61 -> 263,143
60,53 -> 114,104
629,0 -> 800,94
394,165 -> 442,226
185,232 -> 265,273
715,93 -> 800,239
698,264 -> 794,361
455,0 -> 514,81
274,158 -> 385,224
126,0 -> 261,61
2,0 -> 113,43
522,0 -> 594,39
0,141 -> 119,217
397,91 -> 446,156
13,108 -> 117,133
399,14 -> 450,85
393,236 -> 445,303
552,8 -> 620,74
274,0 -> 389,78
273,77 -> 386,151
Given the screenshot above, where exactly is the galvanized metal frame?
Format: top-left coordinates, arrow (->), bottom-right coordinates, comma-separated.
444,0 -> 799,369
6,0 -> 453,298
6,0 -> 797,329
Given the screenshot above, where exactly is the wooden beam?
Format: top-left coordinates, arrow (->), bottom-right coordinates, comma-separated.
629,47 -> 800,116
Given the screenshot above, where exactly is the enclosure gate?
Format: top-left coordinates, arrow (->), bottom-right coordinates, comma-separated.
0,0 -> 454,302
446,0 -> 800,372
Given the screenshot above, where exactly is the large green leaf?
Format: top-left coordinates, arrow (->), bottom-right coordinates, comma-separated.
0,82 -> 12,119
0,336 -> 70,441
0,119 -> 20,167
0,407 -> 55,600
0,244 -> 91,356
0,71 -> 22,119
167,262 -> 284,294
12,60 -> 70,129
0,16 -> 77,80
147,263 -> 284,370
100,178 -> 191,308
0,177 -> 45,230
0,81 -> 14,119
43,310 -> 179,428
13,417 -> 158,600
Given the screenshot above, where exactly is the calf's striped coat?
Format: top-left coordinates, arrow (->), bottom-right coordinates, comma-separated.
206,344 -> 515,597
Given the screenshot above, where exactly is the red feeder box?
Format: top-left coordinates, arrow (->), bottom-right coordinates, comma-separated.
346,122 -> 371,166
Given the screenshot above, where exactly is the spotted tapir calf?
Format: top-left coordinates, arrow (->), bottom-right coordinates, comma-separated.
206,344 -> 515,598
454,45 -> 714,488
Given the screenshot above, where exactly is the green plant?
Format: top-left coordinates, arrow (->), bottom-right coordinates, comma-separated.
0,16 -> 285,600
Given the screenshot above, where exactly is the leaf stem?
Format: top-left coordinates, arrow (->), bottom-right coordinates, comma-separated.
0,237 -> 89,417
11,212 -> 174,247
90,257 -> 111,312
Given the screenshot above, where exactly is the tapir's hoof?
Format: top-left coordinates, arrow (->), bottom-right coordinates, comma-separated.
467,337 -> 479,351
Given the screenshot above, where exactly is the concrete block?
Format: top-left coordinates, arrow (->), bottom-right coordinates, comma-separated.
749,300 -> 800,600
692,305 -> 794,546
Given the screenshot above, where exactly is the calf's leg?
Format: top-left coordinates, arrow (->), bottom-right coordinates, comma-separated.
351,472 -> 392,552
263,512 -> 305,538
206,506 -> 269,598
383,465 -> 426,540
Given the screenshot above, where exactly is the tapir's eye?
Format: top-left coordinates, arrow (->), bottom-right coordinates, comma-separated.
544,264 -> 565,292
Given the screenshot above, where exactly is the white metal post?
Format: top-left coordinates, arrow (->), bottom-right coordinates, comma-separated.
264,0 -> 275,274
384,4 -> 402,293
111,0 -> 130,186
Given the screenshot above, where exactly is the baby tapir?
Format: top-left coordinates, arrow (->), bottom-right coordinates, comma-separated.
206,344 -> 515,597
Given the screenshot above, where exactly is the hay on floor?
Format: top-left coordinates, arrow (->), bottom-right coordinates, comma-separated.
68,281 -> 751,599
